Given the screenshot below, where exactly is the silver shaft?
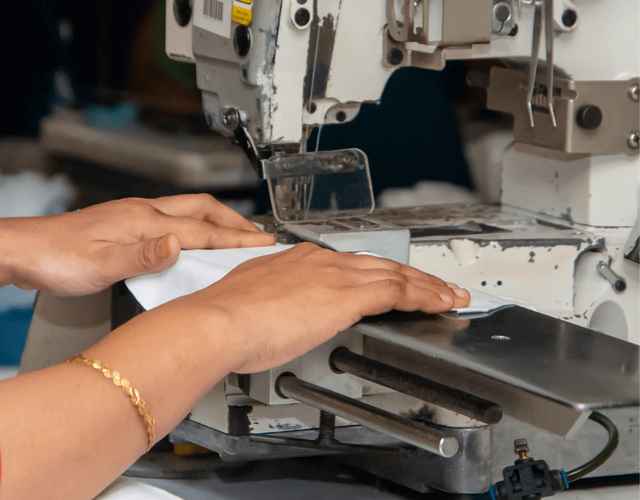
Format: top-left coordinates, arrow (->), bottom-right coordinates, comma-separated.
276,374 -> 460,458
526,0 -> 543,128
544,0 -> 558,127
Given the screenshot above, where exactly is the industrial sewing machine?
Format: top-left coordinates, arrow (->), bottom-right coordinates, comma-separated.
20,0 -> 639,497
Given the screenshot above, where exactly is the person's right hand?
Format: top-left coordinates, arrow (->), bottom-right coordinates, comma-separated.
168,243 -> 470,374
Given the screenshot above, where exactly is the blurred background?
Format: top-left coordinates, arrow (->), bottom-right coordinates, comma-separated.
0,1 -> 505,367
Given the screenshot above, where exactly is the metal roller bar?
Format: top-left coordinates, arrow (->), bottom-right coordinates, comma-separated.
276,374 -> 459,458
330,347 -> 502,424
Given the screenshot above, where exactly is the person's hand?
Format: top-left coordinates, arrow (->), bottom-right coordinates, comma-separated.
1,194 -> 275,296
167,243 -> 470,374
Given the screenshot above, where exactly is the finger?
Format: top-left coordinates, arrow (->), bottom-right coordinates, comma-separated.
333,268 -> 461,309
351,279 -> 457,318
147,194 -> 262,232
335,253 -> 447,286
446,282 -> 471,307
98,234 -> 181,282
145,215 -> 275,249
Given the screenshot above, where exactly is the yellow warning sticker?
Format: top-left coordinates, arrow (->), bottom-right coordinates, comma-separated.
232,0 -> 253,26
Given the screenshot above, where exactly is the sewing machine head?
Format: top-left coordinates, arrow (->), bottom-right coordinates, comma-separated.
167,0 -> 639,161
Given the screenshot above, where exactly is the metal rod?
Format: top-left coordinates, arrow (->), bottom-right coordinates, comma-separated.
318,411 -> 336,443
276,374 -> 459,458
526,0 -> 543,128
544,0 -> 558,127
330,348 -> 502,425
597,261 -> 627,293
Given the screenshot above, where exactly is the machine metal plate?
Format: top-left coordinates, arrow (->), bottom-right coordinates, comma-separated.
354,307 -> 639,412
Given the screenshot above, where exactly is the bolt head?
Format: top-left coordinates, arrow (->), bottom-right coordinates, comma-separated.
628,131 -> 640,150
514,438 -> 529,454
222,109 -> 240,130
629,84 -> 640,103
576,105 -> 603,130
387,47 -> 404,66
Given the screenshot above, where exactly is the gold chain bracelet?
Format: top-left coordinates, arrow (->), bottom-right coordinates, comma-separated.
69,354 -> 156,450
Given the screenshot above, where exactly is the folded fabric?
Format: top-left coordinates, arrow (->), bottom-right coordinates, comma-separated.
450,288 -> 517,315
126,245 -> 515,315
126,244 -> 293,311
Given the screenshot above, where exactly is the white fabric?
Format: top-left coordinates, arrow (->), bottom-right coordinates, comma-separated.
97,478 -> 181,500
126,245 -> 293,311
126,245 -> 515,315
451,288 -> 520,315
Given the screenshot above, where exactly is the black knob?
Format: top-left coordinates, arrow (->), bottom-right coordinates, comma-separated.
576,105 -> 603,130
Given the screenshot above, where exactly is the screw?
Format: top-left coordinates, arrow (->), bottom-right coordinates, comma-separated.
628,131 -> 640,151
576,105 -> 603,130
514,439 -> 530,460
561,9 -> 578,29
294,8 -> 311,28
222,108 -> 241,130
387,47 -> 404,66
493,2 -> 513,33
629,84 -> 639,103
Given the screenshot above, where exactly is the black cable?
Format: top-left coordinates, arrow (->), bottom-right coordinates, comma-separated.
567,411 -> 619,483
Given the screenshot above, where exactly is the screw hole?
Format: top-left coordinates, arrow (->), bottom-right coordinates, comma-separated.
481,280 -> 487,287
497,280 -> 503,286
335,111 -> 347,122
308,102 -> 317,114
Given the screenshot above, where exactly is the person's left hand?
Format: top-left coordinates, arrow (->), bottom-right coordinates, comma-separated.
1,194 -> 275,296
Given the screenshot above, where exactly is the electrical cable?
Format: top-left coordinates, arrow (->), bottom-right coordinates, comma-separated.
566,411 -> 619,483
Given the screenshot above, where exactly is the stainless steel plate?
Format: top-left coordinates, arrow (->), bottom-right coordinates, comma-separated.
355,307 -> 639,412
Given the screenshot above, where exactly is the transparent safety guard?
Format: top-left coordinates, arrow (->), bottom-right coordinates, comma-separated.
263,148 -> 375,223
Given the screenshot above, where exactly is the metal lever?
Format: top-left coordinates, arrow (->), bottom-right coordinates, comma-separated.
276,373 -> 459,458
597,261 -> 627,293
222,107 -> 267,178
330,347 -> 502,424
525,0 -> 557,128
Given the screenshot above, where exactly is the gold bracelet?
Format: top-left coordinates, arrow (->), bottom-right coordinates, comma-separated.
69,354 -> 156,450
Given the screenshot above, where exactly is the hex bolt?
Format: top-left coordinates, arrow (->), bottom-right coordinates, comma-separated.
514,439 -> 530,460
222,108 -> 241,130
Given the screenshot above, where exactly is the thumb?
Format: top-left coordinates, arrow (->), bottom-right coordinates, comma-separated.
135,234 -> 181,275
103,234 -> 181,282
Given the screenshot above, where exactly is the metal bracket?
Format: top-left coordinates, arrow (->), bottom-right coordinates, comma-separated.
487,68 -> 640,155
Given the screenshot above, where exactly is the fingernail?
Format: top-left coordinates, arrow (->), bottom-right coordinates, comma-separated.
439,292 -> 454,304
447,282 -> 468,298
452,287 -> 468,298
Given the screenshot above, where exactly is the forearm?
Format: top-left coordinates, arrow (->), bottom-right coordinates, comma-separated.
0,218 -> 22,286
0,299 -> 239,500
